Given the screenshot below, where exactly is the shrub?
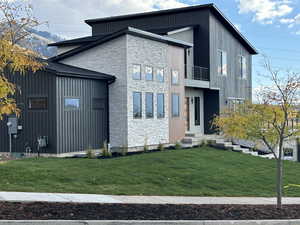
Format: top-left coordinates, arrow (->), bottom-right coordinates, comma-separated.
175,141 -> 181,150
121,145 -> 128,156
158,142 -> 165,151
144,137 -> 149,152
86,147 -> 96,159
102,140 -> 112,158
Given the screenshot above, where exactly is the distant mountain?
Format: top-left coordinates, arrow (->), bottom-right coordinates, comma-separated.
19,29 -> 65,58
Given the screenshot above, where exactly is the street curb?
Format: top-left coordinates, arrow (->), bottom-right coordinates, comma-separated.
0,220 -> 300,225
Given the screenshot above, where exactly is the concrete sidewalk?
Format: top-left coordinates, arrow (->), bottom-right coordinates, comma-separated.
1,192 -> 300,205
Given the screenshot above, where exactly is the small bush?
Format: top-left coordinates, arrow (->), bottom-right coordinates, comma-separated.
144,137 -> 149,152
86,148 -> 96,159
175,141 -> 181,150
158,143 -> 165,151
102,140 -> 112,158
121,145 -> 128,156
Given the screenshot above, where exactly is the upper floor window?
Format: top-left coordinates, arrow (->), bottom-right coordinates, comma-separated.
133,92 -> 142,118
157,68 -> 164,82
145,92 -> 154,118
132,64 -> 141,80
217,49 -> 227,76
28,97 -> 48,110
172,93 -> 180,117
145,66 -> 153,81
157,93 -> 165,118
171,70 -> 179,85
239,56 -> 247,79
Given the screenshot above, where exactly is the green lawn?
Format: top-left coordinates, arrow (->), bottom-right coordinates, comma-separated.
1,147 -> 300,197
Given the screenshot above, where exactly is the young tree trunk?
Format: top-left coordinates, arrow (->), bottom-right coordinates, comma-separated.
276,144 -> 283,209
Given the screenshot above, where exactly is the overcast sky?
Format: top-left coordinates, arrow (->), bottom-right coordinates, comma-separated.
28,0 -> 300,89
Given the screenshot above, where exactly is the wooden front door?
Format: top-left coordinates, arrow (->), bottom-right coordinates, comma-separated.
185,97 -> 190,131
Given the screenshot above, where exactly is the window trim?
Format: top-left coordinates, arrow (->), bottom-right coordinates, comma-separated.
133,91 -> 142,119
145,92 -> 154,118
145,65 -> 154,81
171,93 -> 180,117
28,96 -> 48,111
64,97 -> 81,111
132,64 -> 142,80
171,69 -> 180,85
157,93 -> 165,119
217,49 -> 227,76
156,67 -> 165,83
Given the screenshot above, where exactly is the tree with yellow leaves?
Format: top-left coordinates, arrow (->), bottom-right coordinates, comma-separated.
214,58 -> 300,209
0,0 -> 45,120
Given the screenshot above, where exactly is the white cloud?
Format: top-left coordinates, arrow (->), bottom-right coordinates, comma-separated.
29,0 -> 189,38
237,0 -> 293,24
295,14 -> 300,24
279,18 -> 294,24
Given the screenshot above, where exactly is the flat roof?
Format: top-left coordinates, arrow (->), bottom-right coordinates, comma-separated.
85,4 -> 258,54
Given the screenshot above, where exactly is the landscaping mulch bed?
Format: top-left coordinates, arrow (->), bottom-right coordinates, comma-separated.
1,202 -> 300,220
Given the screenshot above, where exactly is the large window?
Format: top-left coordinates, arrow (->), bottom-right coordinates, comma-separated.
145,93 -> 154,118
239,56 -> 247,79
172,94 -> 180,117
171,70 -> 179,85
28,97 -> 47,110
145,66 -> 153,81
132,64 -> 141,80
157,68 -> 164,82
157,93 -> 165,118
65,98 -> 80,110
217,50 -> 227,76
133,92 -> 142,118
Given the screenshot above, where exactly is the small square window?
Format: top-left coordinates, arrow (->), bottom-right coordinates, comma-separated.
145,66 -> 153,81
65,98 -> 80,110
157,68 -> 164,82
171,70 -> 179,85
28,97 -> 48,110
132,64 -> 141,80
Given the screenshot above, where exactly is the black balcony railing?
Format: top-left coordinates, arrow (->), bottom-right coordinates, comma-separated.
185,65 -> 209,81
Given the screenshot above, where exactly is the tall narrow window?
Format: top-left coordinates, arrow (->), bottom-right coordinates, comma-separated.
145,66 -> 153,81
132,64 -> 141,80
145,92 -> 154,118
133,92 -> 142,118
194,97 -> 200,126
218,50 -> 227,76
172,94 -> 180,117
171,70 -> 179,85
157,93 -> 165,118
242,56 -> 247,79
157,68 -> 164,82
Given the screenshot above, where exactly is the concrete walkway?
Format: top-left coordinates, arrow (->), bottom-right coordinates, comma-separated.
1,192 -> 300,205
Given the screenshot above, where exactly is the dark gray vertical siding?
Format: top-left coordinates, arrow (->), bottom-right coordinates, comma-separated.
209,12 -> 252,108
56,76 -> 108,154
0,70 -> 57,153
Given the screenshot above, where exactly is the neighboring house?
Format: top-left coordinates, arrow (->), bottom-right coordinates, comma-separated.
0,4 -> 258,155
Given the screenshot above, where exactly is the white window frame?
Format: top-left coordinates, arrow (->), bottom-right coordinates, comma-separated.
132,64 -> 141,80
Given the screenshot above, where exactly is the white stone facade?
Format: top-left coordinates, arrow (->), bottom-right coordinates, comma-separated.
126,35 -> 170,147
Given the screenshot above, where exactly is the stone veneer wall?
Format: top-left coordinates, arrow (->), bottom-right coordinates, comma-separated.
60,36 -> 128,148
126,35 -> 170,147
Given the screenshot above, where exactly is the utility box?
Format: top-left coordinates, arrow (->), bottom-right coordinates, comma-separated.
8,117 -> 18,135
37,136 -> 48,148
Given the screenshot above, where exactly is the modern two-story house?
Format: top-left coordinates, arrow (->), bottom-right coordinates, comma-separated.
0,4 -> 258,155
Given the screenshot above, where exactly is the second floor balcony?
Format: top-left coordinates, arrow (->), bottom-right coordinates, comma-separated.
184,65 -> 210,88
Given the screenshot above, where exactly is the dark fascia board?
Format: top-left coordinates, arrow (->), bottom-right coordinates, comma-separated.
85,3 -> 258,55
49,27 -> 193,62
48,35 -> 108,47
44,62 -> 116,82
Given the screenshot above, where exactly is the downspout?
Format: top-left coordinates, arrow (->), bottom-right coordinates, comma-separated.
106,78 -> 116,143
